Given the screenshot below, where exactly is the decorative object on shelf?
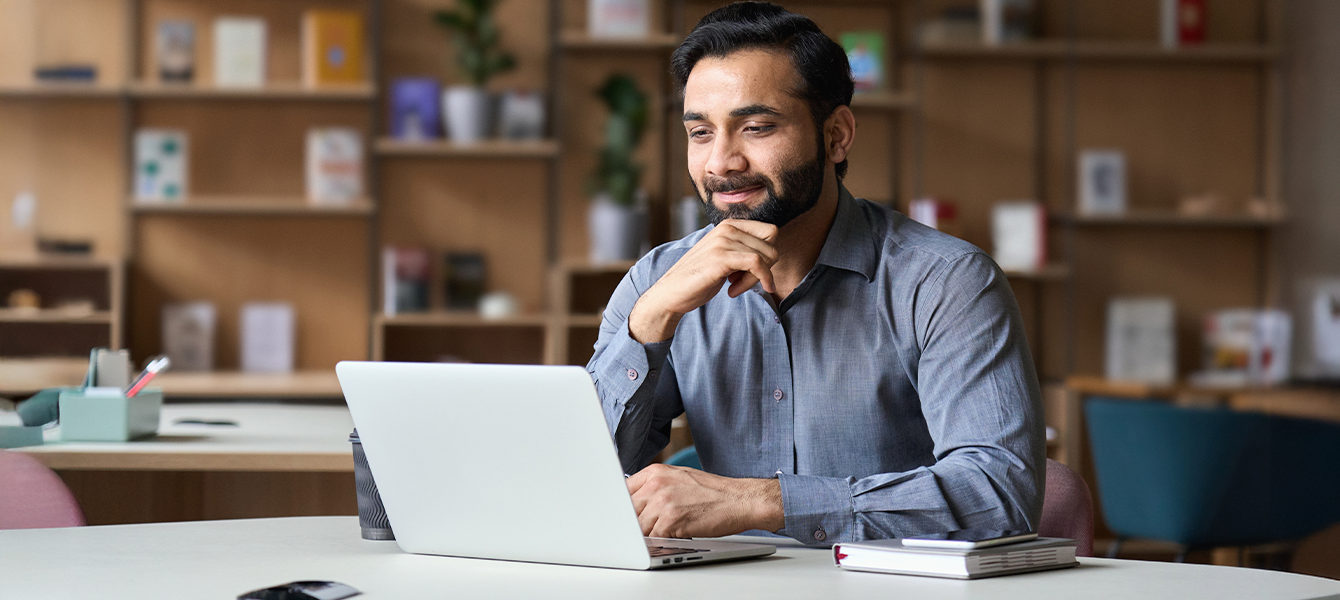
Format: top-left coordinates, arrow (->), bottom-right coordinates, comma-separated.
1105,297 -> 1176,385
1161,0 -> 1206,49
674,195 -> 706,240
588,74 -> 649,264
1310,281 -> 1340,377
389,78 -> 443,141
302,10 -> 366,88
213,16 -> 267,87
1077,149 -> 1126,216
443,252 -> 486,311
587,0 -> 650,38
1177,191 -> 1227,217
240,302 -> 295,373
498,89 -> 545,140
33,65 -> 96,83
134,129 -> 188,203
162,302 -> 215,372
841,31 -> 885,93
478,291 -> 519,320
434,0 -> 516,143
155,20 -> 195,83
305,127 -> 364,205
382,247 -> 431,316
908,197 -> 962,238
991,200 -> 1046,273
1192,309 -> 1291,387
980,0 -> 1035,46
918,6 -> 981,45
7,289 -> 40,310
0,191 -> 37,258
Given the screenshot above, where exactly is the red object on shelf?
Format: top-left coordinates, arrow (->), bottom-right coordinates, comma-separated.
1178,0 -> 1206,45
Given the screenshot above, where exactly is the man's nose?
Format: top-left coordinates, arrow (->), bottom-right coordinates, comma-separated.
705,134 -> 747,177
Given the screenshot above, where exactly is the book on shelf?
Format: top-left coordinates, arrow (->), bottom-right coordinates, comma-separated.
840,31 -> 885,93
382,247 -> 430,317
1196,309 -> 1292,386
306,128 -> 364,205
389,78 -> 442,141
1106,297 -> 1176,385
908,197 -> 961,239
833,537 -> 1078,580
991,201 -> 1046,273
444,252 -> 486,311
302,10 -> 366,88
33,65 -> 96,83
240,302 -> 295,374
980,0 -> 1035,45
1078,149 -> 1127,216
156,20 -> 195,83
134,129 -> 188,203
586,0 -> 650,38
162,302 -> 215,372
214,16 -> 267,87
1312,282 -> 1340,377
1161,0 -> 1206,48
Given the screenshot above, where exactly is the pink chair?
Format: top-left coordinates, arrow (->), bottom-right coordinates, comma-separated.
1039,458 -> 1094,557
0,450 -> 85,529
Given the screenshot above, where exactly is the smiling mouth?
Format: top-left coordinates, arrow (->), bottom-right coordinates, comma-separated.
713,186 -> 764,204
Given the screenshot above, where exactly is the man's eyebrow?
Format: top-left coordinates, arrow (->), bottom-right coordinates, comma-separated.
730,104 -> 781,118
683,111 -> 705,122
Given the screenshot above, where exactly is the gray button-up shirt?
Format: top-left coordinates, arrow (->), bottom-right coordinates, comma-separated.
587,186 -> 1044,545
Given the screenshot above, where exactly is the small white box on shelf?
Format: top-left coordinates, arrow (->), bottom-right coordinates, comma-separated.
1078,149 -> 1127,216
306,127 -> 364,205
991,200 -> 1046,272
134,129 -> 188,203
1106,297 -> 1176,385
214,16 -> 267,87
587,0 -> 650,38
240,302 -> 295,373
162,301 -> 215,372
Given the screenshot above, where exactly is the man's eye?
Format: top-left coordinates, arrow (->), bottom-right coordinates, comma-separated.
688,129 -> 712,140
744,125 -> 775,134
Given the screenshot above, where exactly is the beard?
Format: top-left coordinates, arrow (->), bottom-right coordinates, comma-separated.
694,139 -> 826,228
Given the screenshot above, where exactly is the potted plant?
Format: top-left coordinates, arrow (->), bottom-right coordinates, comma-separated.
588,73 -> 649,264
434,0 -> 516,143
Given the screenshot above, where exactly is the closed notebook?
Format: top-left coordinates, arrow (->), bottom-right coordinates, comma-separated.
833,537 -> 1077,580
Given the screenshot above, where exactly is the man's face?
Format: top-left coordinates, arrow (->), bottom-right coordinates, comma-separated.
683,50 -> 827,227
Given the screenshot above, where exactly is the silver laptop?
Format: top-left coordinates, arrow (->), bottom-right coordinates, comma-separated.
336,361 -> 776,570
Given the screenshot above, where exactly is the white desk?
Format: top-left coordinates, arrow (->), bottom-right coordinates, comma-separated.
15,404 -> 356,524
2,517 -> 1338,600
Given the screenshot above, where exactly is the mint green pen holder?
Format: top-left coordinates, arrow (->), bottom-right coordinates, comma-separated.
57,389 -> 163,442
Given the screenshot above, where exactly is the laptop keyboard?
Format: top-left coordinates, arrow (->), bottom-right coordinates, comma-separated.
647,546 -> 711,557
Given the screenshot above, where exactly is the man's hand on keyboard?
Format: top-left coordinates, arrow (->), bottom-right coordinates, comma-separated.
626,463 -> 783,539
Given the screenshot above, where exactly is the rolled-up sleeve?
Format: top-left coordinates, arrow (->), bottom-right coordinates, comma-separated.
777,252 -> 1045,544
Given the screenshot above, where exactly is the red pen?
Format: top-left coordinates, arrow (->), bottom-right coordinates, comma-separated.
124,356 -> 171,398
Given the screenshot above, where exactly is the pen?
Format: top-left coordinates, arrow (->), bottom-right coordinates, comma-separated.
124,356 -> 170,398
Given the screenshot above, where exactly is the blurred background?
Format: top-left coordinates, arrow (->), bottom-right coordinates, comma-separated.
0,0 -> 1337,579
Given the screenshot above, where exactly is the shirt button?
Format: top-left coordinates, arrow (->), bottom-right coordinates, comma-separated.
774,470 -> 783,476
773,389 -> 784,401
773,316 -> 780,324
626,368 -> 638,381
813,528 -> 827,542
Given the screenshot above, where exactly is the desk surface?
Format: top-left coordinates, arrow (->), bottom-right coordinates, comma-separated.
1,517 -> 1337,600
19,403 -> 353,472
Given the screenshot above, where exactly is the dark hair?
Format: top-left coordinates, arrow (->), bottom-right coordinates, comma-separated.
672,2 -> 853,179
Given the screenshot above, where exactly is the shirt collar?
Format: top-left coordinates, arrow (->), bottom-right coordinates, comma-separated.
813,184 -> 880,282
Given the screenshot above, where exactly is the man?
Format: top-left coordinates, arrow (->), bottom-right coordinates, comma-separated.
586,2 -> 1044,545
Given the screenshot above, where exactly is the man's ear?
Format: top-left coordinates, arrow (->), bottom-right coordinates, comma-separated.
825,105 -> 856,166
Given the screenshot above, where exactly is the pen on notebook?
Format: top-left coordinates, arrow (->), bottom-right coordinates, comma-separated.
124,356 -> 170,398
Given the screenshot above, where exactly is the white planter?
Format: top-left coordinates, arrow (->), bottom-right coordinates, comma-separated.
441,86 -> 492,143
588,192 -> 648,264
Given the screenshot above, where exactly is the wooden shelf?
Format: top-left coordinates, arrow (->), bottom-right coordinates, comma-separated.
152,370 -> 344,399
564,315 -> 605,328
1003,264 -> 1071,281
0,255 -> 116,270
0,357 -> 90,396
374,138 -> 559,159
130,197 -> 375,216
558,260 -> 636,276
850,91 -> 917,111
919,40 -> 1279,63
376,312 -> 549,328
128,81 -> 375,101
0,309 -> 112,324
1055,211 -> 1284,228
559,31 -> 681,50
0,83 -> 123,99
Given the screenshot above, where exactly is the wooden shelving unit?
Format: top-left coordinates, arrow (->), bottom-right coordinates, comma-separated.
558,31 -> 681,50
374,138 -> 560,158
0,258 -> 123,359
919,40 -> 1280,62
127,81 -> 377,101
130,197 -> 376,216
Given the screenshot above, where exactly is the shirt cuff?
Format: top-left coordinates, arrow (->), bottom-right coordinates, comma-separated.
598,317 -> 673,402
778,474 -> 855,545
